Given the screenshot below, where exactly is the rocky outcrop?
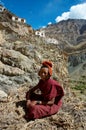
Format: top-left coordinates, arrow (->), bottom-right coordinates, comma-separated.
0,37 -> 69,97
0,90 -> 7,99
0,6 -> 33,39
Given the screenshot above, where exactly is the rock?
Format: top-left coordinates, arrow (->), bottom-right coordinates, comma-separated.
0,90 -> 8,99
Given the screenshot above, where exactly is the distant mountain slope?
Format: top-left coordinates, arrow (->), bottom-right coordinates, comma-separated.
42,19 -> 86,48
41,19 -> 86,79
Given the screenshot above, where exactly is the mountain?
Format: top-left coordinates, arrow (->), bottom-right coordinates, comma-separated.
41,19 -> 86,80
0,5 -> 86,130
42,19 -> 86,46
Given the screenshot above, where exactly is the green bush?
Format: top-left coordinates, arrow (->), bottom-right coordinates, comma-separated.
73,84 -> 86,94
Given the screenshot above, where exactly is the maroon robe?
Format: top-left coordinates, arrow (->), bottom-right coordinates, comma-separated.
26,78 -> 64,119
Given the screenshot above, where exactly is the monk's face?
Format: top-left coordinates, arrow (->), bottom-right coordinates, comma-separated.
39,67 -> 49,80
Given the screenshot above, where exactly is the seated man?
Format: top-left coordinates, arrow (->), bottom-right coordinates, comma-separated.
25,60 -> 64,120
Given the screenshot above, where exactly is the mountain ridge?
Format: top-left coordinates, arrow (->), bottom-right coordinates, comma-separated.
41,19 -> 86,80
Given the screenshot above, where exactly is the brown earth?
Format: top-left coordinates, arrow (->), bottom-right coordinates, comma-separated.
0,83 -> 86,130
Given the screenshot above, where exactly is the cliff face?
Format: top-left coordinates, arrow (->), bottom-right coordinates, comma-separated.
0,6 -> 86,130
0,5 -> 33,38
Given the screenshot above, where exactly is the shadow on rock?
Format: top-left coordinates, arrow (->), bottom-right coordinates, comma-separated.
16,100 -> 27,114
16,99 -> 26,107
16,100 -> 33,122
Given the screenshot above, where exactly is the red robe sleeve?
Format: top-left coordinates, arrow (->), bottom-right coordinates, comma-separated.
55,83 -> 64,103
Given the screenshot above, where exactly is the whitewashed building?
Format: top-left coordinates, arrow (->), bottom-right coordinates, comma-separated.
0,5 -> 5,12
12,16 -> 26,23
47,38 -> 58,44
35,30 -> 45,37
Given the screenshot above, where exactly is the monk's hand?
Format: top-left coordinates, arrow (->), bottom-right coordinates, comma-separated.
31,100 -> 37,106
42,101 -> 47,105
27,100 -> 37,107
26,100 -> 31,107
37,101 -> 42,105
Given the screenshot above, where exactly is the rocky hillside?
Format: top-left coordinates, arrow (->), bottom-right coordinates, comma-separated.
0,5 -> 69,95
0,6 -> 86,130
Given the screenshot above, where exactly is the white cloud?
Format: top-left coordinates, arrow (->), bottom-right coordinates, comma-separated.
48,22 -> 52,25
55,3 -> 86,22
42,26 -> 46,28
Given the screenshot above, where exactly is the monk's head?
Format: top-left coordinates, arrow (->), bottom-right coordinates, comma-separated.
38,61 -> 53,80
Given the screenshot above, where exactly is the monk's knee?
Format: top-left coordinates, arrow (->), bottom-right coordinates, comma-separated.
28,103 -> 37,110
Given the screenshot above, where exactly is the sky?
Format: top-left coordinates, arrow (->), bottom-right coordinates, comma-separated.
0,0 -> 86,29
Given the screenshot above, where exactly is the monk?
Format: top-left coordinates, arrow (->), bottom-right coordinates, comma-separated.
25,61 -> 64,120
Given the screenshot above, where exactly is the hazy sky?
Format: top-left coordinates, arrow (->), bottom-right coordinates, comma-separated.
0,0 -> 86,29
